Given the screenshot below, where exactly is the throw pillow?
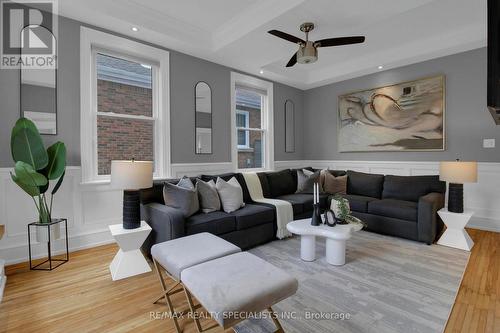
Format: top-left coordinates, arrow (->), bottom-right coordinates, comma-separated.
163,178 -> 199,217
296,169 -> 321,194
196,179 -> 221,213
322,170 -> 347,195
216,177 -> 245,213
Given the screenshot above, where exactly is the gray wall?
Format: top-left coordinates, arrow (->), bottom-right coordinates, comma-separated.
274,83 -> 304,161
0,15 -> 304,167
303,48 -> 500,162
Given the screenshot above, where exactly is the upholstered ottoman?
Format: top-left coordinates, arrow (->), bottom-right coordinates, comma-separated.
181,252 -> 298,332
151,232 -> 241,332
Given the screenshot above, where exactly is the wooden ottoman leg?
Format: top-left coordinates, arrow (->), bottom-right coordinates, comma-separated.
268,307 -> 285,333
153,258 -> 182,333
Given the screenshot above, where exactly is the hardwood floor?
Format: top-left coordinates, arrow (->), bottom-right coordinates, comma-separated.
0,229 -> 498,333
444,229 -> 499,333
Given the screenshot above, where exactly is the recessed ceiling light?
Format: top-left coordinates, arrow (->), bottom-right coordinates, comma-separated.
131,27 -> 139,32
378,65 -> 383,70
259,69 -> 264,74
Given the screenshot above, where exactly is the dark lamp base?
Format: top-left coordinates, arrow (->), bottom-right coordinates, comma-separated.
123,190 -> 141,229
448,183 -> 464,213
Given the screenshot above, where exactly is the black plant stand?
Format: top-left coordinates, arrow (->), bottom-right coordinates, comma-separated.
28,218 -> 69,271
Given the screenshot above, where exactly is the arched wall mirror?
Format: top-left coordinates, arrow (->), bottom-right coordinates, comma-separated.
20,25 -> 57,134
195,81 -> 213,154
285,99 -> 295,153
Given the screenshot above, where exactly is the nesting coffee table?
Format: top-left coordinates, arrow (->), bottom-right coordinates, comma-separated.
287,218 -> 362,265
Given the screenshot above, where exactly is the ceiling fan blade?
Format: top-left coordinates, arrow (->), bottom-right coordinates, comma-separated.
268,30 -> 305,45
286,53 -> 297,67
315,36 -> 365,48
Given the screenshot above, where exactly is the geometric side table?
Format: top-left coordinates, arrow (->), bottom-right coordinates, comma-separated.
108,221 -> 152,281
437,209 -> 474,251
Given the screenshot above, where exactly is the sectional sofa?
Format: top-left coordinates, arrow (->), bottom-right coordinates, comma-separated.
140,168 -> 446,255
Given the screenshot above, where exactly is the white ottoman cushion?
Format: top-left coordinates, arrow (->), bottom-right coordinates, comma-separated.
151,232 -> 240,280
181,252 -> 298,329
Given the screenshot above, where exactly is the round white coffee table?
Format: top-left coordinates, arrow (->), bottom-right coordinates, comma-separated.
286,218 -> 362,265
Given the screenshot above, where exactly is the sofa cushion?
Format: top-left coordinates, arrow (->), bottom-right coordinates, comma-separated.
341,194 -> 378,213
296,169 -> 320,194
368,199 -> 418,221
276,193 -> 328,216
257,172 -> 271,198
185,211 -> 236,235
347,170 -> 385,198
216,177 -> 245,213
266,169 -> 296,197
163,180 -> 199,217
382,175 -> 446,202
201,173 -> 252,203
230,204 -> 275,230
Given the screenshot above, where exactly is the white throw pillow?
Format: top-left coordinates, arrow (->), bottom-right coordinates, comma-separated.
216,177 -> 245,213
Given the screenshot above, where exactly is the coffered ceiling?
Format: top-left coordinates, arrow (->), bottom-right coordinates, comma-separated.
60,0 -> 486,90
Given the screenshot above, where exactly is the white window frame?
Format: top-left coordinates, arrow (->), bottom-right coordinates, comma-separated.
80,27 -> 170,184
230,72 -> 274,172
236,110 -> 250,149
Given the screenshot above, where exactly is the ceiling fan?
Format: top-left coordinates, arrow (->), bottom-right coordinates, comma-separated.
268,22 -> 365,67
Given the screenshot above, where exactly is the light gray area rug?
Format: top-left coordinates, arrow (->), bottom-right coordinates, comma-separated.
234,231 -> 469,333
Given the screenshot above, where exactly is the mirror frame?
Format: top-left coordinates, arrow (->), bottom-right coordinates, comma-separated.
194,81 -> 213,154
285,99 -> 295,153
19,25 -> 58,135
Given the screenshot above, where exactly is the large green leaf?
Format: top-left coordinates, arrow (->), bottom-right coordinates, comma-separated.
11,118 -> 48,170
42,142 -> 66,180
10,172 -> 40,197
51,170 -> 65,195
14,161 -> 48,187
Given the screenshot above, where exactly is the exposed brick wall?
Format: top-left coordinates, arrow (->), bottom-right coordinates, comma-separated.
97,80 -> 153,175
97,80 -> 152,116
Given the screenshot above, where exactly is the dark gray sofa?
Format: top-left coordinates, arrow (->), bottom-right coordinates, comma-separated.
140,168 -> 445,255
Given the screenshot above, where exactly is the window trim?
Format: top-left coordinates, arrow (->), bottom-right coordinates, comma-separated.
230,72 -> 274,172
236,110 -> 250,149
80,27 -> 170,184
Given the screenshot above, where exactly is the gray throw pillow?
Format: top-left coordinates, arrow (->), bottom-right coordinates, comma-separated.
163,178 -> 199,217
296,169 -> 321,194
196,179 -> 221,213
216,177 -> 245,213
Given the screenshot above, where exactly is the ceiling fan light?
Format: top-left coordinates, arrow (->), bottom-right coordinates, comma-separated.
297,42 -> 317,64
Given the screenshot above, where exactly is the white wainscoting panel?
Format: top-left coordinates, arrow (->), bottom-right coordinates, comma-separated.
170,162 -> 233,178
275,160 -> 500,232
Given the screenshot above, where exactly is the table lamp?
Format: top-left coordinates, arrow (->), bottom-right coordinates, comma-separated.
111,160 -> 153,229
439,160 -> 477,213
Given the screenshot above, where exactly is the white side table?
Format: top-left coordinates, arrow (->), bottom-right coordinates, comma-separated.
109,221 -> 152,280
437,209 -> 474,251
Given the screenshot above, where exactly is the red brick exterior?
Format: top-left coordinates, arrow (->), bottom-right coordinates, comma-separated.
97,80 -> 153,175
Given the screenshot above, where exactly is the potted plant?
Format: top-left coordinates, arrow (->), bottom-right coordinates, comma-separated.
10,118 -> 66,242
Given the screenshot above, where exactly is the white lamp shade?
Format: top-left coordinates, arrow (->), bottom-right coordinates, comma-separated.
111,160 -> 153,190
439,161 -> 478,183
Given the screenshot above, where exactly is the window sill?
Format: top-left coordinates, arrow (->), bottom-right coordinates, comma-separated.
237,148 -> 254,153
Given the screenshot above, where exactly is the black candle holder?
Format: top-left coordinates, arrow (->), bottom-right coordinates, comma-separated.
311,203 -> 322,226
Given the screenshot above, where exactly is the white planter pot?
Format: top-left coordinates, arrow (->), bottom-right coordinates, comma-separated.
35,223 -> 61,243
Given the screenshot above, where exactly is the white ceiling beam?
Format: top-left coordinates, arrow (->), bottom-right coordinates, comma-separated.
211,0 -> 307,51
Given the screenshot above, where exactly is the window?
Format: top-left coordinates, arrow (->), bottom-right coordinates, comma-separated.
96,53 -> 154,175
236,110 -> 249,148
231,72 -> 274,171
80,28 -> 170,183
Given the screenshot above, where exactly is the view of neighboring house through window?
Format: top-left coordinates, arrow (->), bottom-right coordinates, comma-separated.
96,53 -> 154,175
235,87 -> 264,169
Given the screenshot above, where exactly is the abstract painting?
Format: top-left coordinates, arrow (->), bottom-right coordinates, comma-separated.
338,75 -> 445,152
